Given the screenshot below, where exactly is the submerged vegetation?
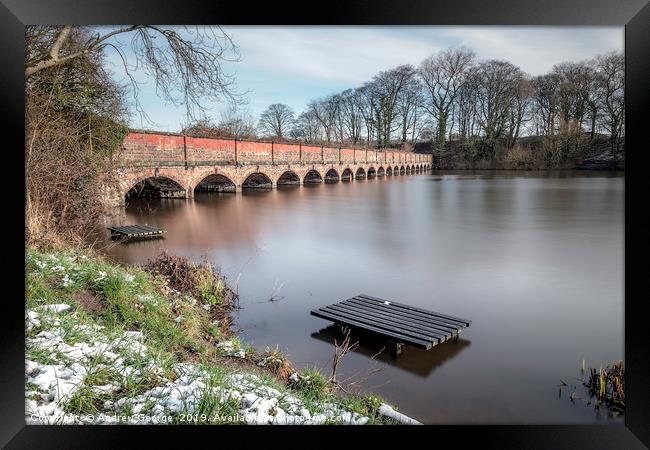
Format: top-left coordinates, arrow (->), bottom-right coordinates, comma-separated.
584,361 -> 625,412
25,248 -> 401,425
559,359 -> 625,417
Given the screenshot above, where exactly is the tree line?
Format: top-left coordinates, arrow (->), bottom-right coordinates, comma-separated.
185,47 -> 624,167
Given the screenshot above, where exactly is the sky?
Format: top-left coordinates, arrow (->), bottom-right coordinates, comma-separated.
101,26 -> 623,132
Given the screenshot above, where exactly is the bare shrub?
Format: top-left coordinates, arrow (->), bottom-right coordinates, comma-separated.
504,144 -> 535,170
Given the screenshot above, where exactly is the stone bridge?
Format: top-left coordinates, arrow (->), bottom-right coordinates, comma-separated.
111,131 -> 432,205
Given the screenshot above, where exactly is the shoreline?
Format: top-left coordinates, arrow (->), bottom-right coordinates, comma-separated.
25,247 -> 416,425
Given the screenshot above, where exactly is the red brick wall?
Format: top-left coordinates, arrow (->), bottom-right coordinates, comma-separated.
273,143 -> 299,163
119,132 -> 430,166
185,136 -> 234,162
120,132 -> 185,162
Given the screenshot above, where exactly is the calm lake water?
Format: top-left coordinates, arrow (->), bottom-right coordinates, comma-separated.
102,170 -> 624,424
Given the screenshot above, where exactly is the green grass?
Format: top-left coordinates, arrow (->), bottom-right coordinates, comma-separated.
25,247 -> 399,424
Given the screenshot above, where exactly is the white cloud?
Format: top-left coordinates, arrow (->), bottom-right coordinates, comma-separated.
224,26 -> 443,86
438,27 -> 623,75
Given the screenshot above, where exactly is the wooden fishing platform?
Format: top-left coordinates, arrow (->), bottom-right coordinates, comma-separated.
310,294 -> 471,354
107,224 -> 166,241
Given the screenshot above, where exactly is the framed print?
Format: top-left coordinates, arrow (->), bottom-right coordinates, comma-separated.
3,0 -> 649,447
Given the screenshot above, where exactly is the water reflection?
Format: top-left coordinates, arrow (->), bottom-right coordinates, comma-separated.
311,325 -> 472,378
102,171 -> 624,424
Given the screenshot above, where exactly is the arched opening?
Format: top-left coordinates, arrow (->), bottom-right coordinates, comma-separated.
125,176 -> 186,201
394,166 -> 400,176
400,166 -> 406,175
367,167 -> 377,178
341,168 -> 354,182
355,167 -> 366,180
386,167 -> 393,176
194,174 -> 236,193
406,166 -> 411,175
377,167 -> 385,177
303,170 -> 323,184
324,168 -> 339,183
277,171 -> 300,187
242,172 -> 272,189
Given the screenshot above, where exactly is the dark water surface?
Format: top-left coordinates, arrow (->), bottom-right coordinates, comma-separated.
102,170 -> 624,424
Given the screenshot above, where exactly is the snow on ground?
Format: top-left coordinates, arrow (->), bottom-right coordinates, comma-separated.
25,305 -> 369,425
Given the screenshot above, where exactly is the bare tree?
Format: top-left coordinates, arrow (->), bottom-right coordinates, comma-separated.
218,106 -> 257,138
338,89 -> 365,145
395,76 -> 424,145
26,25 -> 242,122
472,60 -> 526,140
258,103 -> 295,138
25,27 -> 129,246
532,73 -> 561,137
594,51 -> 625,157
419,47 -> 475,156
308,96 -> 340,143
506,75 -> 533,148
291,109 -> 322,142
366,65 -> 417,148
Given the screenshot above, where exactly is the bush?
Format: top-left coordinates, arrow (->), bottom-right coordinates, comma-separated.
504,145 -> 536,170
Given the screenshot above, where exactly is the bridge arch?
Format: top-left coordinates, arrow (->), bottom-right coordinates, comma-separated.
324,168 -> 339,183
124,175 -> 187,202
400,166 -> 406,175
367,166 -> 377,178
341,168 -> 354,181
386,166 -> 393,176
242,171 -> 273,189
194,173 -> 236,193
277,170 -> 301,187
377,166 -> 385,177
394,165 -> 400,175
355,167 -> 366,180
406,165 -> 411,175
303,169 -> 323,184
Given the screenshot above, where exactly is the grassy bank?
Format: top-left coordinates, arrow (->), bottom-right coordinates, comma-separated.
25,247 -> 400,425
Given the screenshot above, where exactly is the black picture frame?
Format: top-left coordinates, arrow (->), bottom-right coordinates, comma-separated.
3,0 -> 649,447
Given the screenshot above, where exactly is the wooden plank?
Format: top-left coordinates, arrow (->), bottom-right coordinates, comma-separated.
352,295 -> 468,329
348,297 -> 462,331
310,309 -> 432,349
330,303 -> 451,340
130,225 -> 160,234
120,225 -> 144,235
107,224 -> 165,240
116,225 -> 142,235
325,304 -> 446,340
342,298 -> 460,334
319,306 -> 440,344
359,294 -> 471,326
137,224 -> 161,233
325,305 -> 447,343
132,225 -> 157,234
